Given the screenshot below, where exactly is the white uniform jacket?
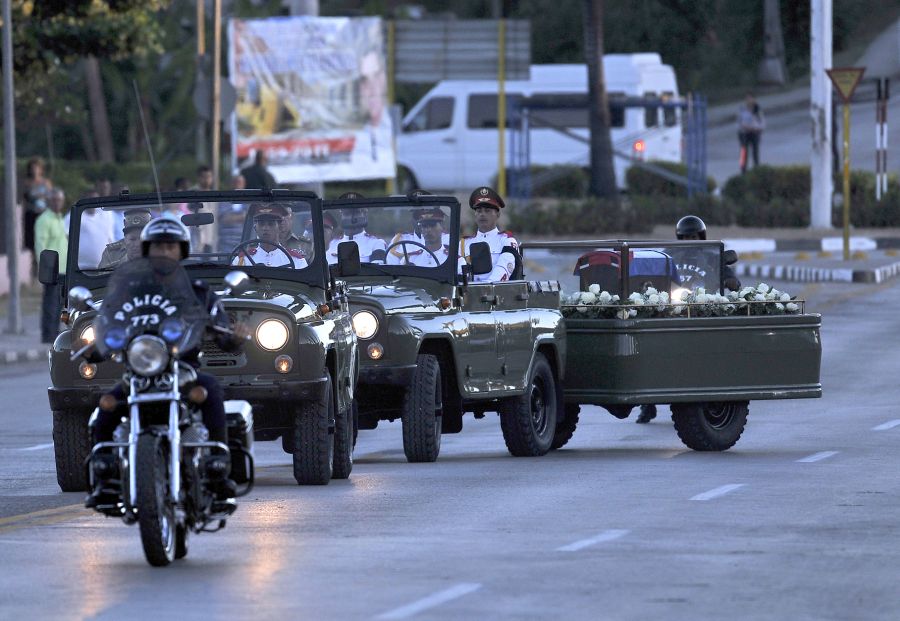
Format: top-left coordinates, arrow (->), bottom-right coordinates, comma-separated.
458,228 -> 519,282
327,231 -> 388,264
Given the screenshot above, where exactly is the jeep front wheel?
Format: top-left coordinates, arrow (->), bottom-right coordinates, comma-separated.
292,372 -> 335,485
499,353 -> 558,457
332,398 -> 354,480
53,409 -> 92,492
402,354 -> 442,463
671,401 -> 749,451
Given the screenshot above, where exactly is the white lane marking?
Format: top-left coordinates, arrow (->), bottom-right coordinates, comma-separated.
375,583 -> 482,620
872,419 -> 900,431
17,443 -> 54,452
690,484 -> 745,501
557,529 -> 629,552
660,449 -> 689,459
796,451 -> 838,463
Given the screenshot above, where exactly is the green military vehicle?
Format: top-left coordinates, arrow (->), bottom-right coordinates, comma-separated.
42,191 -> 357,490
322,195 -> 565,462
522,240 -> 822,451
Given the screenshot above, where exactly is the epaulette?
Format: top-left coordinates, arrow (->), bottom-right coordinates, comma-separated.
500,230 -> 515,237
288,248 -> 305,259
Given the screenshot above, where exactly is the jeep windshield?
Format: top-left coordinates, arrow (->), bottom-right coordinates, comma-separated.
321,196 -> 461,283
67,191 -> 326,286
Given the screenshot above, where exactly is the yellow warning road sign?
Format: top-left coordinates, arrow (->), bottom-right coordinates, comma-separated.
826,67 -> 866,103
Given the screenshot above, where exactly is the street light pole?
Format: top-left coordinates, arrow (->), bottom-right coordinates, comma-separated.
2,0 -> 22,334
810,0 -> 833,229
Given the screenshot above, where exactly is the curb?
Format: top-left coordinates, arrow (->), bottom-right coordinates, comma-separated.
724,237 -> 900,253
0,347 -> 46,366
736,259 -> 900,284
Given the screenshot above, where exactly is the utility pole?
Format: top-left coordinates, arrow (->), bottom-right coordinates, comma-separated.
758,0 -> 787,85
211,0 -> 222,190
3,0 -> 21,334
196,0 -> 207,164
810,0 -> 833,228
583,0 -> 617,199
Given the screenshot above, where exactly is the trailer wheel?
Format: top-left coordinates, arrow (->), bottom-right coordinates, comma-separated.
499,353 -> 558,456
671,401 -> 749,451
551,404 -> 580,450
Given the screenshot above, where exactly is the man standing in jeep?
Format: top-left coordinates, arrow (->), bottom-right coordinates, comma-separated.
459,186 -> 519,282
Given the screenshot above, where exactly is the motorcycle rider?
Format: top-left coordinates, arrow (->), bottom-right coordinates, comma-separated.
86,218 -> 250,508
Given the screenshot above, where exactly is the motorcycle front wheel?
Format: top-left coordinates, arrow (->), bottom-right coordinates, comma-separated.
136,433 -> 177,566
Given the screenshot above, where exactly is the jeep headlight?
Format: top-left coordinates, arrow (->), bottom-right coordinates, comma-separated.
80,324 -> 96,345
352,310 -> 379,340
127,335 -> 169,376
256,319 -> 289,351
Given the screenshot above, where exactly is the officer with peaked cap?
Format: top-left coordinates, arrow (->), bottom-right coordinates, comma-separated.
233,203 -> 307,268
327,192 -> 387,264
459,186 -> 519,282
98,208 -> 152,269
389,207 -> 450,267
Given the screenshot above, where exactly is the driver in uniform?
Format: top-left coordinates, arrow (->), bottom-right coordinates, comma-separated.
233,204 -> 307,268
327,193 -> 386,264
97,208 -> 152,269
458,186 -> 519,282
390,207 -> 450,267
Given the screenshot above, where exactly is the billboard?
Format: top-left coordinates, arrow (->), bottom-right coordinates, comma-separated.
228,16 -> 395,183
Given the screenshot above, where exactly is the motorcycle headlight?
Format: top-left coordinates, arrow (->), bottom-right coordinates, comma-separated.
80,324 -> 96,345
126,335 -> 170,376
352,310 -> 379,340
256,319 -> 289,351
160,318 -> 185,343
104,326 -> 127,351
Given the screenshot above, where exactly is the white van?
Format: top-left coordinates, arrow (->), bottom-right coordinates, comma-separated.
396,53 -> 681,191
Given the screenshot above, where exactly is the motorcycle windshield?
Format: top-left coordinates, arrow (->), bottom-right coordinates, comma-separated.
95,257 -> 208,358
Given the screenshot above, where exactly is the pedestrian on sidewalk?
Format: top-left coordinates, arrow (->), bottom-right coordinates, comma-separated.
34,188 -> 67,343
737,93 -> 765,173
22,157 -> 54,263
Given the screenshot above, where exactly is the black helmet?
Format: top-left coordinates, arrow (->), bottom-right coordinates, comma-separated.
676,215 -> 707,240
140,217 -> 191,259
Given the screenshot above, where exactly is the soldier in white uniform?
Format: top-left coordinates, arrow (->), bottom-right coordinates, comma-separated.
232,204 -> 307,268
458,186 -> 519,282
327,193 -> 386,264
389,207 -> 450,267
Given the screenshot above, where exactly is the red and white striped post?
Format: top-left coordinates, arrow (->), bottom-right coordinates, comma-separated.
876,78 -> 889,201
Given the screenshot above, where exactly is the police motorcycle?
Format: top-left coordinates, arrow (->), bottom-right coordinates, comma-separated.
71,257 -> 254,566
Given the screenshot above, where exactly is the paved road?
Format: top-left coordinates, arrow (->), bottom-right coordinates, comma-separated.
1,279 -> 898,620
707,93 -> 900,187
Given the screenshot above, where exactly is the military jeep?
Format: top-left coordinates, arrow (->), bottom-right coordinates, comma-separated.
42,190 -> 357,490
320,195 -> 565,462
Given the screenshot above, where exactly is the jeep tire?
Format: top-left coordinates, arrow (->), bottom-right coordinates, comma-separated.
53,409 -> 92,492
401,354 -> 442,463
332,398 -> 354,480
671,401 -> 749,451
551,403 -> 580,450
500,353 -> 558,457
292,371 -> 335,485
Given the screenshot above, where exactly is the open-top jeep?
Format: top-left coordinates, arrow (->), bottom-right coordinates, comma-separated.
321,194 -> 565,462
521,239 -> 822,451
43,190 -> 357,489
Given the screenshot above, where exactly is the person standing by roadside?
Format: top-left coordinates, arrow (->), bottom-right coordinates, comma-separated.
23,157 -> 54,262
737,93 -> 765,174
240,150 -> 276,190
189,165 -> 217,252
34,188 -> 67,343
